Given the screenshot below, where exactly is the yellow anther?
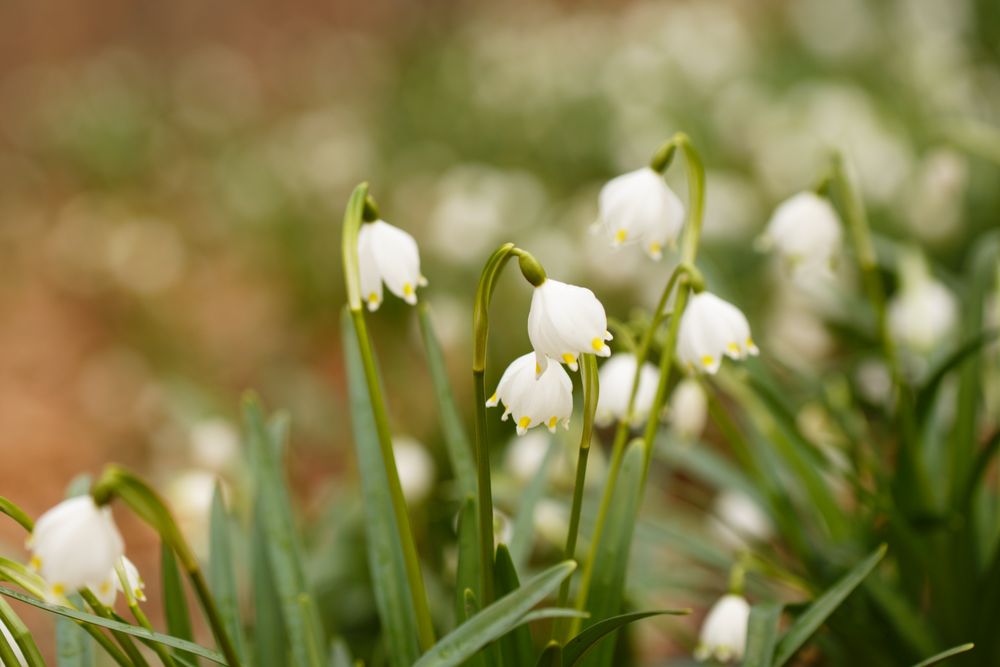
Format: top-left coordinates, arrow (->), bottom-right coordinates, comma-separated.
701,355 -> 715,367
562,353 -> 576,365
548,417 -> 558,429
518,416 -> 531,430
614,229 -> 627,243
403,283 -> 414,297
367,292 -> 379,304
591,337 -> 605,352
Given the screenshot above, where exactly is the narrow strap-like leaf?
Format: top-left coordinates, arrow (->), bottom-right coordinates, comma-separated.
562,609 -> 688,667
743,602 -> 783,667
209,483 -> 247,664
911,643 -> 975,667
162,543 -> 199,665
494,545 -> 534,666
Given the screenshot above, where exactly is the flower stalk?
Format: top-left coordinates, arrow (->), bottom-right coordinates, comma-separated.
341,182 -> 436,650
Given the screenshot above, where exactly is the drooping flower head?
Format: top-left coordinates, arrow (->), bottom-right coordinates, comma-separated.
28,496 -> 124,599
761,192 -> 842,274
595,353 -> 660,427
392,437 -> 436,504
677,292 -> 758,374
357,219 -> 427,311
694,593 -> 751,663
527,278 -> 612,375
487,352 -> 573,435
599,167 -> 685,260
669,377 -> 708,441
888,253 -> 957,353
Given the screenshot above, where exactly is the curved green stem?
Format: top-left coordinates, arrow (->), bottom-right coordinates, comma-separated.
0,597 -> 45,667
80,588 -> 151,667
117,563 -> 177,667
555,354 -> 599,641
340,183 -> 436,650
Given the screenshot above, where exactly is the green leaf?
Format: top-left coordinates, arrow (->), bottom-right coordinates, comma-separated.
0,594 -> 45,667
342,311 -> 421,667
509,436 -> 559,570
418,303 -> 478,499
209,482 -> 247,664
0,497 -> 34,533
743,602 -> 783,667
912,643 -> 975,666
494,545 -> 534,666
562,609 -> 689,667
252,503 -> 287,667
413,561 -> 577,667
535,642 -> 562,667
0,586 -> 227,664
56,593 -> 94,667
579,439 -> 647,667
328,638 -> 353,667
244,397 -> 326,667
916,329 -> 998,420
161,543 -> 199,665
773,544 -> 887,666
455,498 -> 481,626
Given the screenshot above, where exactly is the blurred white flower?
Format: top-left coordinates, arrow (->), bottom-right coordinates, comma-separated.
0,618 -> 25,666
29,496 -> 124,599
678,292 -> 758,374
92,555 -> 146,607
762,192 -> 842,275
668,377 -> 707,441
710,490 -> 774,551
357,220 -> 427,311
504,431 -> 553,483
695,593 -> 751,663
528,279 -> 612,374
904,148 -> 968,243
487,353 -> 573,436
855,358 -> 893,405
533,499 -> 568,548
493,509 -> 514,548
165,470 -> 218,558
190,418 -> 240,472
888,254 -> 958,353
598,167 -> 685,260
595,353 -> 660,426
392,437 -> 436,504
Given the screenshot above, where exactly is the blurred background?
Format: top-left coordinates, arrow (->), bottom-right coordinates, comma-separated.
1,0 -> 998,661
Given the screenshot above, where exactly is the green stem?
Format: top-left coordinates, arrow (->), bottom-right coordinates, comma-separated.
117,563 -> 177,667
80,588 -> 151,667
341,183 -> 436,650
555,354 -> 599,641
0,597 -> 45,667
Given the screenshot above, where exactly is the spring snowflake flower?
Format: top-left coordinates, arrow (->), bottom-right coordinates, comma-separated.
357,219 -> 427,311
528,279 -> 612,374
599,167 -> 685,260
116,556 -> 146,603
888,256 -> 957,353
695,593 -> 751,663
28,496 -> 124,599
761,192 -> 842,273
677,292 -> 758,374
595,353 -> 660,426
0,618 -> 25,666
393,437 -> 436,504
487,352 -> 573,435
668,377 -> 707,441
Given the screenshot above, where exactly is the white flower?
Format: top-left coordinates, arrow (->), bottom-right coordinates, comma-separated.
504,431 -> 553,483
357,219 -> 427,311
669,377 -> 707,441
116,556 -> 146,603
189,418 -> 240,472
165,470 -> 217,558
393,437 -> 436,504
710,490 -> 774,551
595,353 -> 660,426
694,593 -> 751,663
487,353 -> 573,436
888,255 -> 957,353
28,496 -> 124,599
599,167 -> 685,260
761,192 -> 842,273
527,279 -> 612,374
0,618 -> 26,666
677,292 -> 758,374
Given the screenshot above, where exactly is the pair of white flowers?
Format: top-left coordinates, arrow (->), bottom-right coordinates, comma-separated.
27,496 -> 144,607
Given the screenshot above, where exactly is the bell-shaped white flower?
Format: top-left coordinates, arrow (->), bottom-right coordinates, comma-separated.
528,279 -> 612,374
595,353 -> 659,426
694,593 -> 751,663
888,254 -> 957,353
357,219 -> 427,311
116,556 -> 146,603
0,618 -> 26,666
486,352 -> 573,435
393,437 -> 436,504
599,167 -> 685,260
28,496 -> 124,598
669,377 -> 708,441
677,292 -> 758,374
710,490 -> 774,551
761,192 -> 842,273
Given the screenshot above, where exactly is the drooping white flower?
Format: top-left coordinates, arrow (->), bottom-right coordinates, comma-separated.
116,556 -> 146,603
677,292 -> 758,374
669,377 -> 707,441
392,437 -> 436,504
761,192 -> 842,274
487,352 -> 573,436
888,254 -> 958,353
357,219 -> 427,311
595,353 -> 660,426
165,470 -> 217,559
527,279 -> 612,374
0,618 -> 26,666
694,593 -> 751,663
710,490 -> 774,551
598,167 -> 685,260
28,496 -> 124,599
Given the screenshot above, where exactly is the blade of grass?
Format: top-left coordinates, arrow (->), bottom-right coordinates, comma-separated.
562,610 -> 688,667
252,502 -> 287,666
455,498 -> 481,628
162,543 -> 198,666
494,545 -> 534,666
912,643 -> 975,666
743,602 -> 783,667
56,593 -> 95,667
209,483 -> 247,664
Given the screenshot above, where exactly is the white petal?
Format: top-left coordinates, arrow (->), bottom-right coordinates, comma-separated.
357,223 -> 383,311
370,220 -> 423,305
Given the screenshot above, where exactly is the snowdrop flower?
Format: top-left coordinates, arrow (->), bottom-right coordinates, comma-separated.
393,437 -> 436,504
669,377 -> 707,441
695,593 -> 751,663
595,353 -> 659,426
888,255 -> 957,353
678,292 -> 758,374
528,279 -> 612,374
0,619 -> 26,666
487,353 -> 573,435
28,496 -> 124,598
357,219 -> 427,311
761,192 -> 842,274
598,167 -> 685,260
